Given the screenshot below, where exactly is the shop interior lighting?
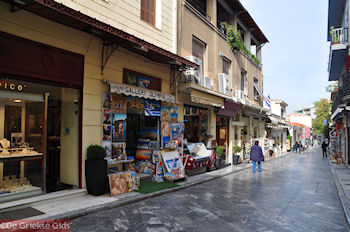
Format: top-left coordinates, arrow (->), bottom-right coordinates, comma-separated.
13,99 -> 22,103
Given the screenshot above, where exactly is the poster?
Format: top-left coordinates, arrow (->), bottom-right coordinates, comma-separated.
140,128 -> 158,140
102,141 -> 112,157
112,94 -> 127,114
138,76 -> 151,89
103,93 -> 112,109
103,124 -> 111,141
112,142 -> 126,160
161,121 -> 171,147
103,109 -> 112,124
161,106 -> 171,121
127,97 -> 144,115
171,123 -> 179,140
144,99 -> 160,116
161,151 -> 186,180
124,70 -> 137,86
170,106 -> 178,123
136,149 -> 152,160
108,171 -> 138,196
113,114 -> 127,141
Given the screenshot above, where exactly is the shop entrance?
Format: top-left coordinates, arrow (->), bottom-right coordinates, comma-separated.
216,117 -> 229,162
0,79 -> 80,200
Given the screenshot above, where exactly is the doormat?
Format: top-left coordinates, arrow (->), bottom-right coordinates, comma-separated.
0,207 -> 44,220
136,182 -> 179,194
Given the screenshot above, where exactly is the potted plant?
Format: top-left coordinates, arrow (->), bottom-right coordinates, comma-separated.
215,145 -> 225,169
233,145 -> 242,165
85,144 -> 108,196
330,26 -> 340,44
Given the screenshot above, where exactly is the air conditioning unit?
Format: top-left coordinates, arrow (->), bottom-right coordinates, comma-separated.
185,69 -> 200,83
235,90 -> 244,100
185,56 -> 202,84
218,73 -> 231,95
202,76 -> 214,89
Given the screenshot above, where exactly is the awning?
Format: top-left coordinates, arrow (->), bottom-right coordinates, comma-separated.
331,107 -> 344,120
329,48 -> 347,81
7,0 -> 198,70
109,82 -> 175,103
327,0 -> 346,41
190,89 -> 224,107
217,99 -> 242,117
268,116 -> 280,124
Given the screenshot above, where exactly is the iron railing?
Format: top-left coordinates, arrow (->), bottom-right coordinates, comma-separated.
330,27 -> 348,45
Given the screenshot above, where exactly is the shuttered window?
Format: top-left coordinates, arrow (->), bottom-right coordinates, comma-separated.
141,0 -> 156,26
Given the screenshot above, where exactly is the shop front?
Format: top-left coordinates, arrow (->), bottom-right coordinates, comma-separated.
0,32 -> 83,202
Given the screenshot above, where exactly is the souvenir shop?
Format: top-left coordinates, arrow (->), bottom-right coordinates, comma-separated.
101,69 -> 187,195
0,32 -> 82,202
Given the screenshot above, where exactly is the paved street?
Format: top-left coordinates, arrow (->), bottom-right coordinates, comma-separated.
71,148 -> 348,232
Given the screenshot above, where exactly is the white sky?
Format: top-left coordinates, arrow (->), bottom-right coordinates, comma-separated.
240,0 -> 330,112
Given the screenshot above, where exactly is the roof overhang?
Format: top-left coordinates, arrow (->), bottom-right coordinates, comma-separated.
3,0 -> 198,70
329,48 -> 347,81
224,0 -> 268,44
327,0 -> 346,41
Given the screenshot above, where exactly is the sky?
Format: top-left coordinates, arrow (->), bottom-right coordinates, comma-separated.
240,0 -> 330,113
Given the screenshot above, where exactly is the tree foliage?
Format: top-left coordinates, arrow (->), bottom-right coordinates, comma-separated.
312,98 -> 331,137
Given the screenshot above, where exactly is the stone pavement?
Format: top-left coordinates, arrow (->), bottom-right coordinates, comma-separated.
25,151 -> 289,220
330,156 -> 350,229
70,147 -> 348,232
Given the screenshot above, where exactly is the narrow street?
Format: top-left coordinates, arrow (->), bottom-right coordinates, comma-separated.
71,148 -> 348,232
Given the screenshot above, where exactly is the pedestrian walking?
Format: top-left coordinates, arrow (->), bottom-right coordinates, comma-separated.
298,141 -> 302,153
322,141 -> 328,157
250,140 -> 264,173
294,142 -> 298,153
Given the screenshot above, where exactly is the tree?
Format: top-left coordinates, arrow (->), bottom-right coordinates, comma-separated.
312,98 -> 331,137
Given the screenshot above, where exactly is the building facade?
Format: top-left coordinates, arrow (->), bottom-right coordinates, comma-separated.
0,0 -> 197,202
177,0 -> 268,162
328,0 -> 350,164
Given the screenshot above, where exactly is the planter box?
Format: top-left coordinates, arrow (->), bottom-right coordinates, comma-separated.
85,159 -> 108,196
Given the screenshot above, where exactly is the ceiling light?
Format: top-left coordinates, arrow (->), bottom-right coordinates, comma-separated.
13,99 -> 22,103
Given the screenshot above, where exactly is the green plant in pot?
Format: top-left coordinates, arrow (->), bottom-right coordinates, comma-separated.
85,144 -> 108,196
232,145 -> 242,165
215,146 -> 226,169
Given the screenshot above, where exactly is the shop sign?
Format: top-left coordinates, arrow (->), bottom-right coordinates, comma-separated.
109,82 -> 175,103
0,80 -> 25,91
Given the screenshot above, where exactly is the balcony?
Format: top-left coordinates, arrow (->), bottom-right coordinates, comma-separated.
328,27 -> 348,81
339,72 -> 350,102
330,27 -> 348,48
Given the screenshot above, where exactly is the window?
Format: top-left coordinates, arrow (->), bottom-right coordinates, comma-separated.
281,108 -> 285,118
253,77 -> 261,100
187,0 -> 208,19
192,37 -> 206,76
241,70 -> 247,94
141,0 -> 156,26
222,58 -> 231,75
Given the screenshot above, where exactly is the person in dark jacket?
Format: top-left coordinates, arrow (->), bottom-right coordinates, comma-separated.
322,141 -> 328,157
250,140 -> 264,173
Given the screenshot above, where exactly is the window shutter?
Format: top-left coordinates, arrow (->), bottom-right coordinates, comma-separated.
141,0 -> 155,26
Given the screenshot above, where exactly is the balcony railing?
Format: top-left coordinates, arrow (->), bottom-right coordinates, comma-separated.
330,27 -> 348,45
339,72 -> 350,101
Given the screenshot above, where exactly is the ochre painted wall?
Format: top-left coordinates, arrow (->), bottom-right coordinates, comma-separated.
0,2 -> 173,189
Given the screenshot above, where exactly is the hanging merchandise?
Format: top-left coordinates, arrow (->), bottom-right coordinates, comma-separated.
112,94 -> 127,114
144,99 -> 161,116
161,121 -> 171,148
161,106 -> 171,122
170,106 -> 178,123
113,114 -> 127,142
127,97 -> 144,115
